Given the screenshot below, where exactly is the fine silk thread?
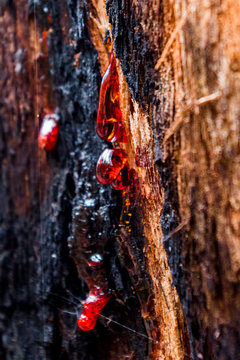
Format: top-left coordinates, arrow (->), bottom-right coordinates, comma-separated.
33,1 -> 45,354
47,291 -> 158,344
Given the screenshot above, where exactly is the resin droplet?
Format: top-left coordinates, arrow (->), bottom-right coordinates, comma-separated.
38,113 -> 59,151
96,149 -> 129,189
87,253 -> 103,267
96,53 -> 126,142
77,286 -> 110,331
77,314 -> 97,331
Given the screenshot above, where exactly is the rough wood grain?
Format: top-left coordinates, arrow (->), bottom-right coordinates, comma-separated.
1,0 -> 239,359
107,0 -> 240,359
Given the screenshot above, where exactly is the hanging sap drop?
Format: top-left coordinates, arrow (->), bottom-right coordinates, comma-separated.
87,253 -> 103,267
77,286 -> 110,331
96,148 -> 129,190
77,313 -> 97,331
38,113 -> 59,151
96,148 -> 127,185
96,54 -> 126,143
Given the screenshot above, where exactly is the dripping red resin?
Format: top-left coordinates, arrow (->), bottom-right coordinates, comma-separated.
38,113 -> 59,151
87,253 -> 103,267
96,53 -> 126,143
96,149 -> 129,190
77,286 -> 110,331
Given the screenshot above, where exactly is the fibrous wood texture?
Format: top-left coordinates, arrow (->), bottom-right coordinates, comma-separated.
0,0 -> 239,360
106,0 -> 240,358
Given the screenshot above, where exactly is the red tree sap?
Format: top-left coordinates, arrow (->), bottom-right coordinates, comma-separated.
96,148 -> 129,190
87,253 -> 104,267
38,113 -> 59,151
77,286 -> 111,331
96,53 -> 126,143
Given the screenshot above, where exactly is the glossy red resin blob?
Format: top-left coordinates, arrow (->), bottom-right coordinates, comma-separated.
77,286 -> 110,331
96,148 -> 129,190
38,113 -> 59,151
77,314 -> 97,331
87,253 -> 103,267
96,53 -> 126,143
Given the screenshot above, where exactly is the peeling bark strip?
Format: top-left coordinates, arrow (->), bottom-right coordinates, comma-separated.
0,1 -> 240,360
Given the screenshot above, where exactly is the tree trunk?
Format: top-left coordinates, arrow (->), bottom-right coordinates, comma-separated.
0,1 -> 239,360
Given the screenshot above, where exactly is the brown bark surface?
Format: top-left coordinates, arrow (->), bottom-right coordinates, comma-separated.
106,0 -> 240,358
0,0 -> 239,360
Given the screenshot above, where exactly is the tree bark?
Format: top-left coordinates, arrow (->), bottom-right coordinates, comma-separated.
0,1 -> 239,360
